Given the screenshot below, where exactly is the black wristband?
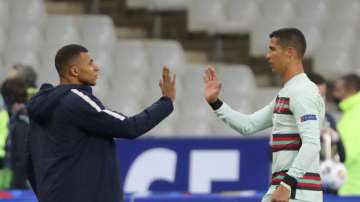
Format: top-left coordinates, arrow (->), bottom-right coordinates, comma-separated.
282,174 -> 297,199
208,99 -> 223,110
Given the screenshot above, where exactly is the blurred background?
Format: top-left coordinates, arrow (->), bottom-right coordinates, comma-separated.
1,0 -> 360,201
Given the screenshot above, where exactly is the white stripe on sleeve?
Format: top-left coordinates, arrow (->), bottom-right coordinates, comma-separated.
71,89 -> 101,112
103,109 -> 126,120
71,89 -> 126,121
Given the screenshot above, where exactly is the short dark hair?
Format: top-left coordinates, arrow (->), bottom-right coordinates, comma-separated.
307,73 -> 326,85
269,28 -> 307,58
54,44 -> 88,77
1,78 -> 28,108
341,74 -> 360,92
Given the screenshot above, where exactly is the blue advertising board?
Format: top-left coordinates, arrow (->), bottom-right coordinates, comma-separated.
116,137 -> 271,194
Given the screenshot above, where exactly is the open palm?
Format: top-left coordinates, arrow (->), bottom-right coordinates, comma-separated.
203,67 -> 222,103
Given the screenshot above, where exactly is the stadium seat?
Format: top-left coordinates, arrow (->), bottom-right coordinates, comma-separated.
176,79 -> 214,136
125,0 -> 148,9
250,20 -> 286,56
259,0 -> 294,25
214,0 -> 259,34
187,0 -> 225,33
44,15 -> 81,47
0,0 -> 9,27
250,0 -> 295,56
107,64 -> 147,103
38,45 -> 63,85
321,21 -> 356,52
9,0 -> 46,25
115,40 -> 149,72
7,23 -> 42,50
175,110 -> 213,136
78,15 -> 116,48
181,64 -> 206,94
175,64 -> 214,136
252,87 -> 280,137
314,47 -> 353,80
253,87 -> 279,110
0,57 -> 6,81
0,28 -> 6,54
350,45 -> 360,72
178,88 -> 209,117
103,93 -> 144,117
4,47 -> 39,71
146,0 -> 190,11
294,0 -> 328,26
327,0 -> 360,23
104,74 -> 145,105
143,71 -> 183,108
147,110 -> 178,137
290,19 -> 322,57
210,116 -> 240,136
146,40 -> 186,76
37,63 -> 59,85
39,44 -> 61,68
215,65 -> 256,113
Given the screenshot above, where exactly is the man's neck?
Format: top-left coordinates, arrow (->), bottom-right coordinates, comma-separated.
60,77 -> 80,85
281,60 -> 304,84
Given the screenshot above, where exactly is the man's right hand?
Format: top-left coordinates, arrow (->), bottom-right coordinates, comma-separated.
159,65 -> 176,102
203,67 -> 222,103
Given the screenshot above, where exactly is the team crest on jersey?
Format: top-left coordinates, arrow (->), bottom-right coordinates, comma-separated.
273,97 -> 292,115
301,114 -> 317,122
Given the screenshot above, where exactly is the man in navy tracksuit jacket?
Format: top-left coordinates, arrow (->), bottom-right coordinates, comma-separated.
26,44 -> 176,202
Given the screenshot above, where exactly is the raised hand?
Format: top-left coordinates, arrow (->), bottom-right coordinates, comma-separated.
159,65 -> 176,102
203,67 -> 222,103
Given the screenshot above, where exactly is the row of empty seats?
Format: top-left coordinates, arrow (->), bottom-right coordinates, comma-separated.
0,13 -> 117,82
0,14 -> 117,55
126,0 -> 360,80
126,0 -> 191,11
189,0 -> 360,80
0,0 -> 46,26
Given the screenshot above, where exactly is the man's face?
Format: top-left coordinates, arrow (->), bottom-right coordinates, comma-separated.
333,79 -> 348,102
266,37 -> 289,74
73,52 -> 99,86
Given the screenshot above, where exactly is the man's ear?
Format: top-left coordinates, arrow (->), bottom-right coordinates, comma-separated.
69,65 -> 79,77
287,47 -> 296,58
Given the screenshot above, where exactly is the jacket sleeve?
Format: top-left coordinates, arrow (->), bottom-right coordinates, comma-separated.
287,92 -> 323,178
213,100 -> 274,136
64,89 -> 174,139
11,115 -> 29,167
26,130 -> 37,195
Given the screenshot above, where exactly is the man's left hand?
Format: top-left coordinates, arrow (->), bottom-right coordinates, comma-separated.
271,185 -> 290,202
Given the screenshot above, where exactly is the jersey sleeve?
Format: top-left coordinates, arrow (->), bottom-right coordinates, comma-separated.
214,101 -> 274,136
65,89 -> 174,139
287,92 -> 323,178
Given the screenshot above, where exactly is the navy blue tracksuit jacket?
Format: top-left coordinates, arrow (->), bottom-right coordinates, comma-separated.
26,84 -> 173,202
